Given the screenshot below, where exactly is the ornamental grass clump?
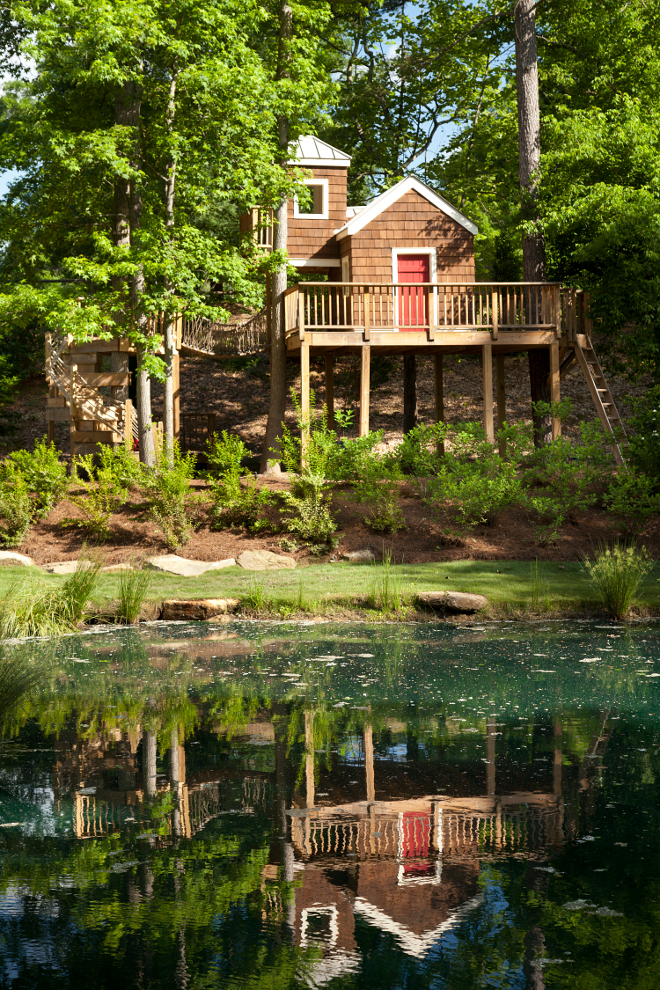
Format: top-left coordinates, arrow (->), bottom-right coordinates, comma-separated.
0,558 -> 102,639
118,566 -> 151,624
583,541 -> 653,620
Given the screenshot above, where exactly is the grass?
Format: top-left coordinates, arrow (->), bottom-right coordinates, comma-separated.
0,559 -> 102,638
583,542 -> 654,620
118,567 -> 151,624
0,558 -> 655,622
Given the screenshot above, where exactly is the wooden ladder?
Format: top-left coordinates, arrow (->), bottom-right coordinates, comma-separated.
573,334 -> 626,465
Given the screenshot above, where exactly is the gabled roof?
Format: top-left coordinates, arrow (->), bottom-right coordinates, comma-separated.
353,892 -> 484,958
289,135 -> 351,167
335,175 -> 477,238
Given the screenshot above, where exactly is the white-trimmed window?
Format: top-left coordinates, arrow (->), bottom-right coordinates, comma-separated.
294,179 -> 329,219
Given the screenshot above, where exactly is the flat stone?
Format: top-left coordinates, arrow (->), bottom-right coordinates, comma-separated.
236,550 -> 296,571
102,563 -> 135,572
0,551 -> 34,567
417,591 -> 489,614
342,549 -> 375,564
162,598 -> 240,621
43,560 -> 90,574
145,555 -> 236,577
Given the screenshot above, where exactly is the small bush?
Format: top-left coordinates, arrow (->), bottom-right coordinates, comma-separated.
140,440 -> 202,550
329,429 -> 385,483
62,453 -> 127,541
277,391 -> 338,549
7,437 -> 69,518
627,386 -> 660,481
0,465 -> 32,547
206,431 -> 271,531
603,469 -> 660,538
118,567 -> 151,624
583,541 -> 653,620
97,439 -> 142,489
352,458 -> 406,534
397,422 -> 446,490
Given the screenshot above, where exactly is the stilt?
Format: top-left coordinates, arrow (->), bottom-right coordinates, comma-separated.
47,420 -> 55,445
305,711 -> 315,809
301,341 -> 310,459
496,354 -> 506,455
434,352 -> 445,454
359,345 -> 370,436
549,341 -> 561,440
325,354 -> 335,429
403,353 -> 417,434
482,341 -> 494,442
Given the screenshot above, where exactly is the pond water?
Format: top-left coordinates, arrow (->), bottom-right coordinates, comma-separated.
0,620 -> 659,989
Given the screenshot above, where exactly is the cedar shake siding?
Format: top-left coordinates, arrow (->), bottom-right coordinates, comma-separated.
286,166 -> 347,262
346,189 -> 474,283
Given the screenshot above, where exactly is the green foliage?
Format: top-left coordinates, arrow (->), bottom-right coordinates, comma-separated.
140,441 -> 201,551
367,550 -> 406,614
522,404 -> 614,543
277,391 -> 337,549
0,464 -> 32,547
0,646 -> 46,723
398,422 -> 447,488
0,558 -> 101,638
425,424 -> 524,536
206,431 -> 271,531
117,567 -> 151,625
328,429 -> 385,483
96,439 -> 142,490
627,386 -> 660,481
604,469 -> 660,538
351,456 -> 406,534
62,453 -> 127,542
7,436 -> 69,518
583,541 -> 653,620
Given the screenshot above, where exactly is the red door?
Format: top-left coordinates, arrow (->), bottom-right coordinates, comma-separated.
397,255 -> 430,329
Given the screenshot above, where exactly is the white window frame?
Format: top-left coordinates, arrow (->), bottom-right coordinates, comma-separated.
391,247 -> 437,329
293,178 -> 329,220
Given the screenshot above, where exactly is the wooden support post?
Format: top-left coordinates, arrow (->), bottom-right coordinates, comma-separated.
301,341 -> 310,462
325,354 -> 335,430
359,345 -> 370,436
496,354 -> 506,456
482,341 -> 494,443
305,711 -> 315,810
434,353 -> 445,455
550,340 -> 561,440
69,363 -> 77,460
47,419 -> 55,445
124,399 -> 133,448
265,277 -> 271,346
173,351 -> 180,439
364,723 -> 375,803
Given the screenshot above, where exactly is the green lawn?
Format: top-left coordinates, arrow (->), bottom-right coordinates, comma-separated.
0,559 -> 658,616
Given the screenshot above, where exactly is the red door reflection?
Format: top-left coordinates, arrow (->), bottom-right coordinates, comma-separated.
397,255 -> 430,329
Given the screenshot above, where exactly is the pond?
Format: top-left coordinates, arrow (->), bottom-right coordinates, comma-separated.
0,620 -> 659,989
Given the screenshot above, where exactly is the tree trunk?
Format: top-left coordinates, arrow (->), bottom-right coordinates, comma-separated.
162,70 -> 178,464
514,0 -> 551,446
260,1 -> 292,475
403,354 -> 417,434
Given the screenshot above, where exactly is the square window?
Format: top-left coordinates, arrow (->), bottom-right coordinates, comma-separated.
294,180 -> 328,219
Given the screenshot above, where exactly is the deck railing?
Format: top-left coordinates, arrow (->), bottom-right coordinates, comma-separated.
285,282 -> 568,338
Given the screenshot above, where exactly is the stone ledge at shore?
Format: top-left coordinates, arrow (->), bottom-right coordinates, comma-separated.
417,591 -> 489,613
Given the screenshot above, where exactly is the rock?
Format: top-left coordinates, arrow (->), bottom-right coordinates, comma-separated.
43,560 -> 92,574
145,555 -> 236,577
102,563 -> 134,573
342,550 -> 375,564
0,551 -> 34,567
417,591 -> 489,613
162,598 -> 240,621
236,550 -> 296,571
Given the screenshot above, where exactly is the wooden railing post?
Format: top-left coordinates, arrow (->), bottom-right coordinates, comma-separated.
300,340 -> 310,465
555,285 -> 562,339
298,288 -> 305,342
363,287 -> 370,341
124,399 -> 133,448
491,288 -> 499,340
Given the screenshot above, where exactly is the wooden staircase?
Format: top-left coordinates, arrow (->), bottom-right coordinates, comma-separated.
572,334 -> 626,465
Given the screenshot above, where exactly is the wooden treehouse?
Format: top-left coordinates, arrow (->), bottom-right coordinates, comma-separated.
243,136 -> 626,462
45,135 -> 625,461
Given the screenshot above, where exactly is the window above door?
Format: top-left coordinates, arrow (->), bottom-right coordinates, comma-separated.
293,179 -> 329,220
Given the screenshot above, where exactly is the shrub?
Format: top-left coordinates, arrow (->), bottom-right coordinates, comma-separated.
140,440 -> 202,550
626,385 -> 660,482
0,558 -> 101,638
97,439 -> 143,489
7,437 -> 69,518
351,457 -> 406,534
424,424 -> 524,535
603,469 -> 660,538
62,453 -> 127,541
206,431 -> 271,531
118,567 -> 151,624
328,429 -> 385,483
397,422 -> 446,490
583,541 -> 653,620
0,465 -> 32,547
276,391 -> 338,549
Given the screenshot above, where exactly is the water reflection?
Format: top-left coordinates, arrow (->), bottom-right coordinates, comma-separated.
0,621 -> 658,988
